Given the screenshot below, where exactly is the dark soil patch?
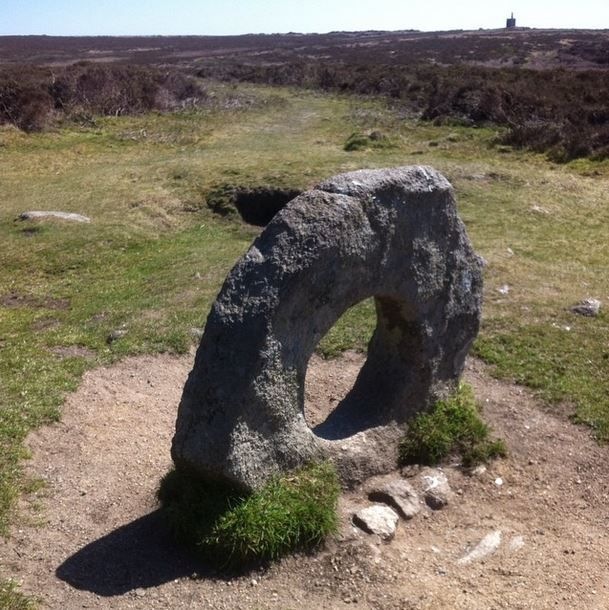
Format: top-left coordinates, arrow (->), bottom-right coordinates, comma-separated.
30,317 -> 61,331
51,345 -> 96,359
206,184 -> 301,226
20,226 -> 43,237
0,292 -> 70,310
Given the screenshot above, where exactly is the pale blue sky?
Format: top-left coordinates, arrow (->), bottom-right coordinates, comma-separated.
2,0 -> 608,36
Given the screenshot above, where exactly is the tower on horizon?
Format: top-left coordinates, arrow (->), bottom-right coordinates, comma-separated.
506,12 -> 516,28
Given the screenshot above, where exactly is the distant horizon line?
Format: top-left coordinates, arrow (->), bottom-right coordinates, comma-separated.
1,25 -> 609,37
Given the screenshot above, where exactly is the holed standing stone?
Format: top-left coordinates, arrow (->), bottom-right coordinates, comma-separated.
171,166 -> 483,490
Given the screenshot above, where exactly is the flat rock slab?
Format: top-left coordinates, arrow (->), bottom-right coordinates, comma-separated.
19,211 -> 91,223
367,478 -> 421,520
457,530 -> 503,565
352,505 -> 399,540
172,166 -> 483,491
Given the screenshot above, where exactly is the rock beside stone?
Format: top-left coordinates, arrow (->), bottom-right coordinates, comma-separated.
19,211 -> 91,223
418,468 -> 453,510
367,478 -> 421,520
352,505 -> 399,540
571,298 -> 601,317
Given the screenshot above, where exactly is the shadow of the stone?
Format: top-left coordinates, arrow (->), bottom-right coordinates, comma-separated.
56,510 -> 208,596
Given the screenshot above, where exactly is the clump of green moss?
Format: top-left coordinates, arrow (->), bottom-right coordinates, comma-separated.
343,130 -> 394,151
399,384 -> 507,468
157,461 -> 340,569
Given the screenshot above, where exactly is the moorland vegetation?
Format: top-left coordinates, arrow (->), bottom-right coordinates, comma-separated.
1,28 -> 608,602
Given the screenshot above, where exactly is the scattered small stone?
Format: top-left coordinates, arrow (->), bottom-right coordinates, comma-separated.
570,298 -> 601,317
530,205 -> 550,215
368,130 -> 385,141
367,479 -> 421,520
352,505 -> 399,540
106,329 -> 127,344
457,530 -> 502,565
418,468 -> 453,510
496,284 -> 510,295
470,465 -> 487,477
495,477 -> 504,487
250,578 -> 258,587
18,210 -> 91,223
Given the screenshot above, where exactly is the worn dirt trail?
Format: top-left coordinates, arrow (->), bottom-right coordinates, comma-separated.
2,351 -> 609,609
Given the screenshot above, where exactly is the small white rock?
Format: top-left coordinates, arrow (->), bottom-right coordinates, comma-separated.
457,530 -> 502,565
571,298 -> 601,317
352,505 -> 399,540
508,535 -> 525,552
19,210 -> 91,223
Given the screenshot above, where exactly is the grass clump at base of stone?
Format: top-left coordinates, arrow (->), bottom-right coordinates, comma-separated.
157,461 -> 340,569
0,580 -> 36,609
398,384 -> 506,468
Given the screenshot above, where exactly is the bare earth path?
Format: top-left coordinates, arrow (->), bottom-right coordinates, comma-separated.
2,352 -> 609,609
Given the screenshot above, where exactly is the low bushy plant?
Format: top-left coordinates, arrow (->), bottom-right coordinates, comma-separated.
157,462 -> 340,569
398,384 -> 506,468
0,63 -> 206,132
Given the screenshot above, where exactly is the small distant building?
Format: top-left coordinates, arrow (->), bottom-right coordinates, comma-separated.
506,12 -> 516,28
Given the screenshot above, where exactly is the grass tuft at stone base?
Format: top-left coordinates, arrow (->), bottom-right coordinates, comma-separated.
157,461 -> 340,569
398,384 -> 507,468
0,580 -> 36,609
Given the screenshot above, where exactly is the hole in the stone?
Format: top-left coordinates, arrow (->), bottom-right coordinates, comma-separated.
304,298 -> 376,440
206,184 -> 301,226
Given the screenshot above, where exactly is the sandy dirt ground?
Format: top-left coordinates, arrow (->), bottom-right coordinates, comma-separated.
2,351 -> 609,609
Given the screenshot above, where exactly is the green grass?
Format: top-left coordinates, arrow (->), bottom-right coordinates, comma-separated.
316,298 -> 376,358
157,462 -> 340,569
398,384 -> 507,468
1,79 -> 609,552
0,580 -> 36,610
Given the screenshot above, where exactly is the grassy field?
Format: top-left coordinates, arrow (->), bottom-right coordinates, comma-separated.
1,80 -> 608,566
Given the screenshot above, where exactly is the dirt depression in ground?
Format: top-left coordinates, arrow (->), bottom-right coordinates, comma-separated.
1,351 -> 609,609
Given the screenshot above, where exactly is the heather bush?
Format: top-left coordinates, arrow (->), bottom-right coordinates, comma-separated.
0,63 -> 206,131
199,59 -> 609,161
0,66 -> 54,132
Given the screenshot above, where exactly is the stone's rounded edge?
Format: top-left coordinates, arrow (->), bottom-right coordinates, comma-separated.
315,165 -> 453,197
171,166 -> 483,492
